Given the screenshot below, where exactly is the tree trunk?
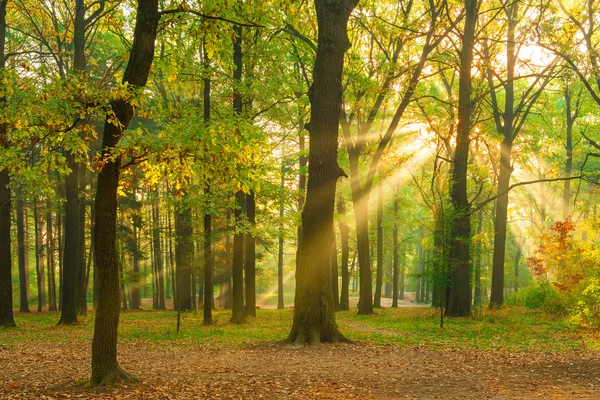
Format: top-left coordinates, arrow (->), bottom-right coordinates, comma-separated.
473,208 -> 483,306
34,199 -> 46,312
338,197 -> 350,311
353,196 -> 373,314
287,0 -> 358,344
392,197 -> 399,308
59,151 -> 79,324
152,195 -> 165,310
130,183 -> 141,310
77,168 -> 87,315
331,232 -> 339,310
203,43 -> 213,324
175,198 -> 193,311
514,245 -> 521,293
374,181 -> 383,308
231,25 -> 246,325
90,0 -> 159,384
47,206 -> 57,311
278,156 -> 285,310
245,191 -> 256,317
447,0 -> 477,317
16,189 -> 30,312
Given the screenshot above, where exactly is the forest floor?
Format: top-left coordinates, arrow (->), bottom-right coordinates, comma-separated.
1,307 -> 600,399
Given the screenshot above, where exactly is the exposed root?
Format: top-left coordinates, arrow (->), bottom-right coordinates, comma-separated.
90,367 -> 138,386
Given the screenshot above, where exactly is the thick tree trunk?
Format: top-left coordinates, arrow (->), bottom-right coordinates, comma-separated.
16,190 -> 30,312
287,0 -> 357,344
338,197 -> 350,311
374,181 -> 383,308
446,0 -> 477,317
90,0 -> 159,384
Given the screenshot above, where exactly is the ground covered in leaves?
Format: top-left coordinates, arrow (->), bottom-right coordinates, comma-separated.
1,307 -> 600,399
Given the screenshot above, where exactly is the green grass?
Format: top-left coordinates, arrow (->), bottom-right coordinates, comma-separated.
0,306 -> 595,352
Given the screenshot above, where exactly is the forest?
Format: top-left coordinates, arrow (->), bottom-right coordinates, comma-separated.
1,0 -> 600,398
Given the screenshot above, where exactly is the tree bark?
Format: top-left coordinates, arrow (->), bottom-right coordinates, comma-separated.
287,0 -> 357,344
447,0 -> 477,317
245,191 -> 256,317
16,189 -> 30,312
152,195 -> 165,310
203,43 -> 213,324
331,232 -> 339,310
277,161 -> 285,310
374,181 -> 383,308
338,197 -> 350,311
175,198 -> 193,312
231,25 -> 246,324
90,0 -> 159,384
33,199 -> 46,312
47,205 -> 57,311
392,196 -> 399,308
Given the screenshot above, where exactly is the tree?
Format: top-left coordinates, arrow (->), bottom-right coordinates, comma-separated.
0,0 -> 15,328
90,0 -> 159,384
287,0 -> 358,344
446,0 -> 478,317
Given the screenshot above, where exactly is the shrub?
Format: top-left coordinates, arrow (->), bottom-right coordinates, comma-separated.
571,277 -> 600,329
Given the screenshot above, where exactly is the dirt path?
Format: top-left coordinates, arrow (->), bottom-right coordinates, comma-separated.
1,342 -> 599,399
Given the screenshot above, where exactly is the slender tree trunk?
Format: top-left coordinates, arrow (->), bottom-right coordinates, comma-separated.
513,245 -> 521,293
167,197 -> 176,308
331,232 -> 339,310
90,0 -> 159,384
47,206 -> 57,311
16,189 -> 30,312
231,25 -> 246,324
152,195 -> 165,310
33,199 -> 45,312
338,197 -> 350,311
277,166 -> 285,309
353,196 -> 373,314
245,191 -> 256,317
130,182 -> 141,310
374,181 -> 383,308
392,197 -> 399,308
175,199 -> 193,311
400,247 -> 405,300
287,0 -> 358,344
203,43 -> 213,324
77,169 -> 87,315
473,208 -> 483,306
0,0 -> 14,326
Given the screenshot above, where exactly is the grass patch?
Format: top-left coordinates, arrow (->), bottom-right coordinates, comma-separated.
0,306 -> 593,352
